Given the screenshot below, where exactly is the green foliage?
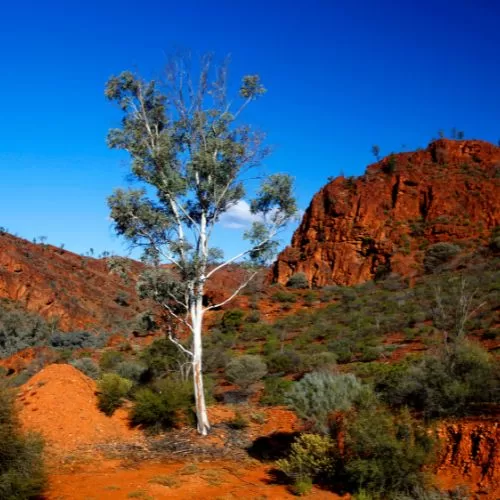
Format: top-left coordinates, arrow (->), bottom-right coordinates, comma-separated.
290,477 -> 313,496
0,386 -> 46,499
0,299 -> 52,357
97,374 -> 133,416
260,377 -> 293,406
383,154 -> 397,174
424,243 -> 461,273
115,360 -> 148,383
99,350 -> 125,371
342,407 -> 435,496
140,338 -> 187,378
286,273 -> 309,289
377,341 -> 499,418
70,358 -> 101,379
267,349 -> 303,374
277,434 -> 336,490
130,378 -> 193,429
50,331 -> 108,349
286,372 -> 371,434
221,309 -> 245,333
228,411 -> 249,429
272,290 -> 297,303
371,145 -> 381,161
225,355 -> 267,391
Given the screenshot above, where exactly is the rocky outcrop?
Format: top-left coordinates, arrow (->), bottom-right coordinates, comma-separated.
437,418 -> 499,498
271,139 -> 500,287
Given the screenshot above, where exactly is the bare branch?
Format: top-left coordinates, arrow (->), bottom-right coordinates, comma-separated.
204,270 -> 258,311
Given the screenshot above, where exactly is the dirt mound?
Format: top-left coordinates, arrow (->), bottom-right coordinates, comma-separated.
17,363 -> 142,455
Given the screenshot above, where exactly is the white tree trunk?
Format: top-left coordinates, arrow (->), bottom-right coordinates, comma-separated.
192,294 -> 210,435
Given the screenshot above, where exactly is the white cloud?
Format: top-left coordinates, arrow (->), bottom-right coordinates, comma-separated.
219,200 -> 261,229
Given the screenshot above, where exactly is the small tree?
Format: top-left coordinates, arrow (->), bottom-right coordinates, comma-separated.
371,145 -> 380,161
105,53 -> 296,434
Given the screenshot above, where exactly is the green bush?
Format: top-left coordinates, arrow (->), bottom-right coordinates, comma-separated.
0,300 -> 52,357
70,358 -> 100,379
343,407 -> 435,496
260,377 -> 293,406
225,355 -> 268,392
130,378 -> 193,429
97,373 -> 133,415
276,434 -> 336,492
99,350 -> 124,371
221,309 -> 245,333
286,372 -> 371,433
0,386 -> 46,499
272,290 -> 297,303
286,272 -> 309,289
302,352 -> 337,372
377,342 -> 499,418
267,350 -> 302,374
115,360 -> 147,383
424,243 -> 461,273
140,338 -> 185,378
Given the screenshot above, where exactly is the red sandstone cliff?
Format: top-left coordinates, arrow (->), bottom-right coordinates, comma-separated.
272,139 -> 500,287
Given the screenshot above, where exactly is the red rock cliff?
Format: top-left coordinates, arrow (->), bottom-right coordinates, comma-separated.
272,139 -> 500,287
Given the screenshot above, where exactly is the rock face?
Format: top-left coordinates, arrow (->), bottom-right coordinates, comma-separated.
271,139 -> 500,287
437,418 -> 499,498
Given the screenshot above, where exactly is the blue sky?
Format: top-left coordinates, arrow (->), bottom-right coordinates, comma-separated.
1,0 -> 499,259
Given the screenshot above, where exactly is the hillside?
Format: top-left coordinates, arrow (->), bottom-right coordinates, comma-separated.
0,232 -> 145,331
271,139 -> 500,287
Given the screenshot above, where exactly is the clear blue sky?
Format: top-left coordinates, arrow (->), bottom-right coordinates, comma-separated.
1,0 -> 499,259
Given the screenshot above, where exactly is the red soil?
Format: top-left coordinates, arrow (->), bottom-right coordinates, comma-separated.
17,364 -> 143,457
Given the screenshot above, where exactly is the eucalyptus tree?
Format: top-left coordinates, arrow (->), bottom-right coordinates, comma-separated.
105,54 -> 296,435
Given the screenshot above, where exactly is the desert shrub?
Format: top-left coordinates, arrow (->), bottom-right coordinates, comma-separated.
424,243 -> 461,273
377,342 -> 499,418
97,373 -> 133,416
99,350 -> 124,371
225,355 -> 267,392
246,311 -> 261,323
221,309 -> 245,333
0,300 -> 52,356
327,338 -> 355,363
133,310 -> 157,336
140,338 -> 187,378
267,349 -> 303,374
302,352 -> 337,372
115,360 -> 147,383
50,331 -> 108,349
0,385 -> 46,498
130,378 -> 193,429
272,290 -> 297,303
286,272 -> 309,289
70,358 -> 100,379
286,372 -> 371,433
342,407 -> 435,496
277,433 -> 336,493
228,411 -> 249,429
260,377 -> 293,406
240,322 -> 274,341
203,345 -> 231,373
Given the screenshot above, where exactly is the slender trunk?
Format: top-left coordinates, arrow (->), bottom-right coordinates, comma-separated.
192,294 -> 210,435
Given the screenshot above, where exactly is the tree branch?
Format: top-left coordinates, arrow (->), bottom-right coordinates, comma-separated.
204,270 -> 258,311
